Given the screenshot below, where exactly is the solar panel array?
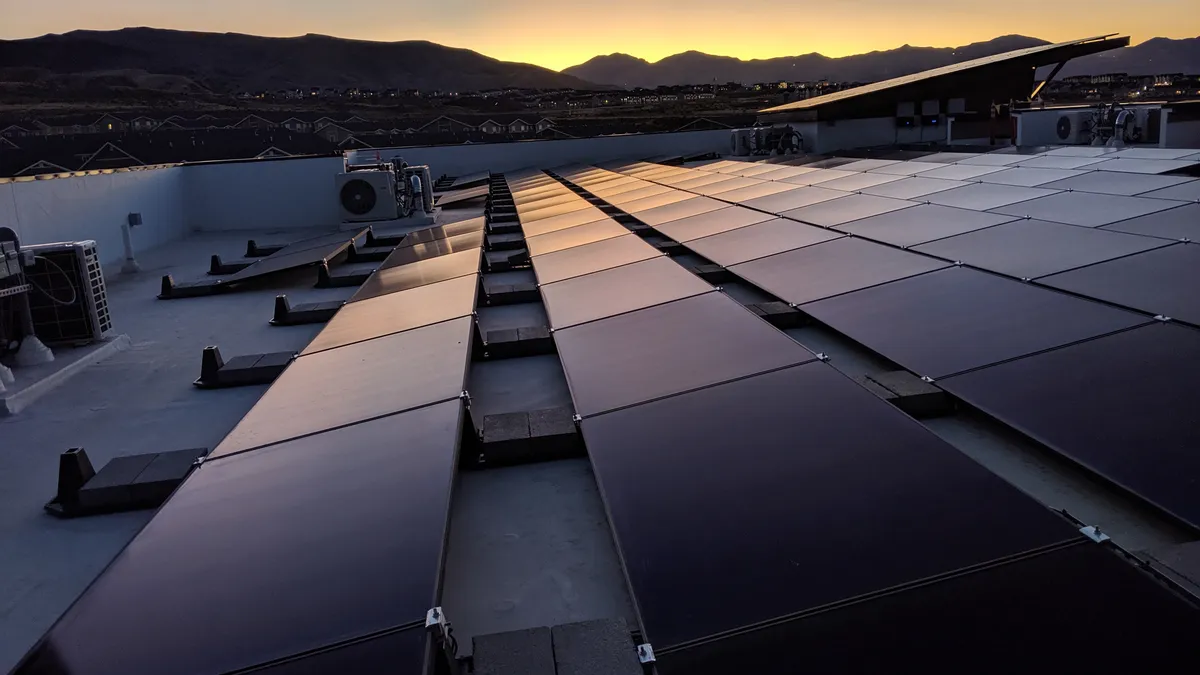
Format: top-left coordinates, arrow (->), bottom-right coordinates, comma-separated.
17,218 -> 488,675
506,151 -> 1200,671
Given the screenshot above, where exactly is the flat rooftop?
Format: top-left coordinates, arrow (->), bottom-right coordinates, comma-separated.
2,139 -> 1200,674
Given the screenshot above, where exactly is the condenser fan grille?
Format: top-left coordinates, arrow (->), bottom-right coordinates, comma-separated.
340,179 -> 378,215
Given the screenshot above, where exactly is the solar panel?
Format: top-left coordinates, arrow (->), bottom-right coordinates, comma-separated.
804,267 -> 1149,379
1014,155 -> 1115,170
18,399 -> 462,675
1111,147 -> 1198,160
654,542 -> 1200,675
835,159 -> 901,172
915,219 -> 1175,278
590,180 -> 655,197
711,161 -> 761,174
915,164 -> 1007,181
838,204 -> 1015,247
693,177 -> 766,196
977,167 -> 1089,187
581,362 -> 1079,651
1044,146 -> 1122,158
350,248 -> 480,302
1136,180 -> 1200,202
617,190 -> 696,214
1039,171 -> 1193,196
709,181 -> 802,203
956,153 -> 1030,167
733,163 -> 791,178
811,172 -> 904,192
783,194 -> 916,227
532,235 -> 660,285
671,172 -> 746,191
653,207 -> 776,242
555,293 -> 814,418
540,256 -> 714,329
730,237 -> 949,305
909,152 -> 982,164
393,217 -> 485,249
247,627 -> 428,675
685,218 -> 842,266
859,177 -> 970,199
302,275 -> 477,357
941,323 -> 1200,528
1101,203 -> 1200,240
739,186 -> 845,215
213,316 -> 472,456
655,170 -> 709,186
926,183 -> 1059,210
378,230 -> 485,270
515,189 -> 574,208
866,161 -> 945,176
520,208 -> 611,237
1038,244 -> 1200,325
633,196 -> 728,225
519,199 -> 594,222
780,169 -> 858,186
527,219 -> 629,256
607,185 -> 674,205
435,185 -> 488,206
990,192 -> 1186,227
1088,158 -> 1200,174
743,165 -> 820,182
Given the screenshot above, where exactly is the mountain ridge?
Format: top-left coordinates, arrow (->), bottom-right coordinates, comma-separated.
563,35 -> 1200,87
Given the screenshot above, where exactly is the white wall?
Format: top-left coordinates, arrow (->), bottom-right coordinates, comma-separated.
348,130 -> 730,178
1165,119 -> 1200,148
182,156 -> 346,231
805,118 -> 898,153
0,168 -> 186,268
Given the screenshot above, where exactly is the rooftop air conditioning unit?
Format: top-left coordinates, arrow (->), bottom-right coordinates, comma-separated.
22,240 -> 112,345
336,170 -> 399,222
1055,111 -> 1094,145
730,129 -> 754,156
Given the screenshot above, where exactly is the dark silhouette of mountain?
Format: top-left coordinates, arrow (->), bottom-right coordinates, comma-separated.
0,27 -> 601,93
564,35 -> 1200,87
1059,36 -> 1200,77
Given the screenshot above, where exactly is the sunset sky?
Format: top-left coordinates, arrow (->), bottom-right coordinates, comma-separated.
1,0 -> 1197,71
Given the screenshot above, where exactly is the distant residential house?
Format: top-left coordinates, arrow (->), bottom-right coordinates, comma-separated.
479,119 -> 506,135
93,114 -> 128,133
535,118 -> 555,133
418,116 -> 476,135
15,160 -> 71,176
155,120 -> 186,131
0,137 -> 20,150
507,119 -> 532,134
698,93 -> 716,100
78,142 -> 144,170
344,115 -> 367,123
281,117 -> 312,132
0,125 -> 33,139
255,146 -> 292,159
643,96 -> 659,103
234,114 -> 276,129
683,94 -> 698,101
660,94 -> 679,102
130,116 -> 158,131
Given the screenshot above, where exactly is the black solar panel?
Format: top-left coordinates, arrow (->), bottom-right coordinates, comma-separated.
633,196 -> 727,226
379,230 -> 485,270
1038,244 -> 1200,325
532,235 -> 660,285
1040,171 -> 1193,196
213,316 -> 472,456
730,238 -> 949,306
653,206 -> 775,242
684,217 -> 841,266
926,183 -> 1059,211
654,543 -> 1200,675
519,200 -> 593,223
739,186 -> 844,215
350,248 -> 481,303
248,626 -> 428,675
520,208 -> 610,237
541,257 -> 714,329
803,267 -> 1149,378
941,323 -> 1200,528
617,190 -> 696,214
915,219 -> 1174,279
582,362 -> 1079,650
990,191 -> 1183,227
555,293 -> 815,417
527,219 -> 629,256
16,400 -> 461,675
783,194 -> 916,227
838,204 -> 1015,247
1100,203 -> 1200,241
302,274 -> 478,356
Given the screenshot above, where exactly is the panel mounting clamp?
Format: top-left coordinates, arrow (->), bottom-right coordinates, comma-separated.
1154,315 -> 1172,323
921,376 -> 936,384
815,353 -> 830,362
1079,525 -> 1111,544
637,643 -> 656,664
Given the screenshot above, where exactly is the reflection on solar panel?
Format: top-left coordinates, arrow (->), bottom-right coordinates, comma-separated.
583,362 -> 1079,651
783,193 -> 915,227
555,293 -> 814,417
915,219 -> 1174,278
521,207 -> 610,237
1137,180 -> 1200,202
1040,172 -> 1193,196
213,316 -> 472,456
709,181 -> 801,203
942,323 -> 1200,529
956,153 -> 1029,167
730,237 -> 949,305
914,164 -> 1008,181
656,542 -> 1200,674
531,235 -> 660,285
838,204 -> 1016,247
1087,158 -> 1200,174
739,186 -> 844,215
990,191 -> 1185,227
814,172 -> 905,192
926,183 -> 1059,211
18,400 -> 461,675
780,169 -> 858,186
351,248 -> 481,302
378,230 -> 484,270
1101,203 -> 1200,240
653,206 -> 775,242
685,217 -> 841,266
859,177 -> 970,199
804,267 -> 1148,378
540,256 -> 714,329
632,196 -> 728,226
1038,244 -> 1200,325
527,219 -> 628,256
617,190 -> 696,214
978,167 -> 1087,187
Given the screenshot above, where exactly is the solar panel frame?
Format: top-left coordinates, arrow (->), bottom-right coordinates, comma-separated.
685,217 -> 842,266
990,191 -> 1187,227
633,196 -> 729,225
520,208 -> 611,238
866,161 -> 946,176
350,248 -> 481,302
653,207 -> 776,242
802,267 -> 1150,378
582,361 -> 1081,651
531,235 -> 661,285
1135,180 -> 1200,202
692,177 -> 767,196
941,323 -> 1200,529
813,172 -> 906,192
709,181 -> 803,203
1039,171 -> 1193,196
783,194 -> 916,227
1037,244 -> 1200,324
858,177 -> 970,199
739,186 -> 845,215
925,183 -> 1060,211
1100,203 -> 1200,240
977,167 -> 1090,187
671,172 -> 747,191
914,164 -> 1008,181
730,237 -> 950,306
616,190 -> 697,214
540,257 -> 715,329
526,219 -> 630,256
1086,158 -> 1200,174
838,204 -> 1016,247
779,168 -> 859,186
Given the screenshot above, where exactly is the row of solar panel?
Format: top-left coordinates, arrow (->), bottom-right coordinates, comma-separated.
16,218 -> 494,675
503,167 -> 1200,671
